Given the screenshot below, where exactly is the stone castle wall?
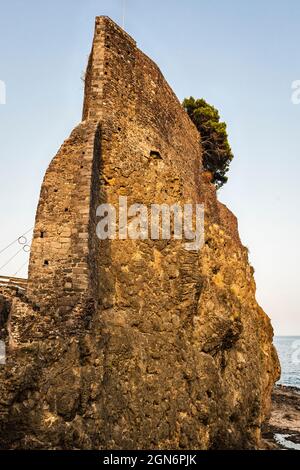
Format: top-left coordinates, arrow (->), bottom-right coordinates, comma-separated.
27,122 -> 102,311
28,16 -> 201,312
0,17 -> 280,450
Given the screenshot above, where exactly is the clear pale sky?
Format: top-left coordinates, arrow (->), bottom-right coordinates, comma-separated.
0,0 -> 299,335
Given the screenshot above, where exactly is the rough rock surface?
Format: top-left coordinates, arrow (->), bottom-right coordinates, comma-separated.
0,17 -> 280,449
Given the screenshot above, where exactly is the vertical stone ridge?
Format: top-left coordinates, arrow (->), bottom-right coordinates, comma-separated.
27,121 -> 101,312
27,17 -> 138,312
82,16 -> 137,122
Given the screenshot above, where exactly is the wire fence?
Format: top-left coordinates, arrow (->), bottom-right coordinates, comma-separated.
0,227 -> 33,279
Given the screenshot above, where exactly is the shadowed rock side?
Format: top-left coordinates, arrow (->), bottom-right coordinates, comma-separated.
0,17 -> 280,449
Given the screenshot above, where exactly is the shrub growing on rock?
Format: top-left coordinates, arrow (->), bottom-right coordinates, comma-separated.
183,97 -> 233,189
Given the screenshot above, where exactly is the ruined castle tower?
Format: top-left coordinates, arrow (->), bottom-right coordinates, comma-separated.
0,17 -> 279,449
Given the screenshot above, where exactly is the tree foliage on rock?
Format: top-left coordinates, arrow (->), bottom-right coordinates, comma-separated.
183,97 -> 234,189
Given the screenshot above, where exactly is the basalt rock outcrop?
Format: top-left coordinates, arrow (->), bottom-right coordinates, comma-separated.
0,17 -> 280,449
262,385 -> 300,449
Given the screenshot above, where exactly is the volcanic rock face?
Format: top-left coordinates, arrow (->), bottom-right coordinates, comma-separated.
0,17 -> 280,449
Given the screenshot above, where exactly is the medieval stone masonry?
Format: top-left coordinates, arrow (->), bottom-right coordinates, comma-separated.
0,17 -> 279,449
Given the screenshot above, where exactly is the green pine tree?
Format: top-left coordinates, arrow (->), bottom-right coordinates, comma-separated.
183,97 -> 234,189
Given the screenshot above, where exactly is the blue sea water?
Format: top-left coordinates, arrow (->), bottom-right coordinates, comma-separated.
274,336 -> 300,389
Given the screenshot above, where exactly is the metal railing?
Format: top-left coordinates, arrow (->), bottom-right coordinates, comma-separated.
0,275 -> 28,290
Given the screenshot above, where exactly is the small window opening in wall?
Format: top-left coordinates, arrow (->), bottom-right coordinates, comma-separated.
44,260 -> 49,266
54,189 -> 58,193
150,150 -> 162,160
118,127 -> 121,132
65,208 -> 69,212
40,231 -> 45,238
